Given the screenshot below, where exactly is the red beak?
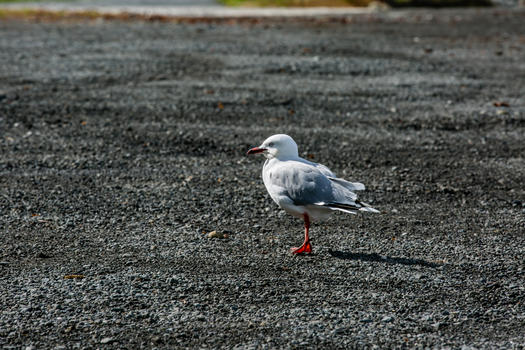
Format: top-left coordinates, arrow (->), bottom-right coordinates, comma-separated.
247,147 -> 266,155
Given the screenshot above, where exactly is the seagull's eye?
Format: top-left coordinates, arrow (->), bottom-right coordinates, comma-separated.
268,142 -> 274,147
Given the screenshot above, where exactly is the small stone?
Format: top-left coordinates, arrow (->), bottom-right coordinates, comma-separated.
152,336 -> 162,344
382,315 -> 395,323
333,327 -> 345,334
100,337 -> 113,344
421,314 -> 432,321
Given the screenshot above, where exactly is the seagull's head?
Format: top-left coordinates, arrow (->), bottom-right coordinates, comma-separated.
247,134 -> 299,160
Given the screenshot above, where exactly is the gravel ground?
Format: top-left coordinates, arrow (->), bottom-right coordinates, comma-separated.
1,9 -> 524,349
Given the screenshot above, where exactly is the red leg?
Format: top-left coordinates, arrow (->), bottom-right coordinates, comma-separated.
291,213 -> 312,254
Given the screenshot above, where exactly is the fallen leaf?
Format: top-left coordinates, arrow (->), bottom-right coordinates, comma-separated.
493,101 -> 510,107
64,274 -> 84,279
207,230 -> 228,239
80,121 -> 87,126
217,102 -> 224,110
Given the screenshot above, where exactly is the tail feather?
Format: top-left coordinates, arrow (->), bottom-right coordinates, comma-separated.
328,207 -> 357,215
359,205 -> 380,213
315,200 -> 379,214
357,200 -> 380,213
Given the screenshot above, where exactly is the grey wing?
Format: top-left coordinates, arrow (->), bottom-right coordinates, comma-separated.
296,158 -> 364,191
319,179 -> 379,214
268,161 -> 336,206
266,160 -> 377,213
327,177 -> 365,191
314,163 -> 336,178
300,158 -> 336,178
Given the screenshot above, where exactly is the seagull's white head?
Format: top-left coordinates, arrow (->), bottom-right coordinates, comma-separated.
247,134 -> 299,160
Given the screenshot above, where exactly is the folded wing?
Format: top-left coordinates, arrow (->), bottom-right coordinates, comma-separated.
266,159 -> 378,214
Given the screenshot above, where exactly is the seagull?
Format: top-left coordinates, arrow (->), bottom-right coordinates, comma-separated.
247,134 -> 379,254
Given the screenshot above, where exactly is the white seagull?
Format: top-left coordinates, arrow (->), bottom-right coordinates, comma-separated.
247,134 -> 379,254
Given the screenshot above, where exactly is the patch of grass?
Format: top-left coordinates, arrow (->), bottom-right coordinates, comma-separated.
0,8 -> 101,20
219,0 -> 372,7
384,0 -> 491,6
0,8 -> 294,23
220,0 -> 492,6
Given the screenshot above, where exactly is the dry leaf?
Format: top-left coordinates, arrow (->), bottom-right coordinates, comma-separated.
207,230 -> 228,239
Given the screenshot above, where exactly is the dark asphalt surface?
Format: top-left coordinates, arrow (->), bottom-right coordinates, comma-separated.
1,9 -> 524,349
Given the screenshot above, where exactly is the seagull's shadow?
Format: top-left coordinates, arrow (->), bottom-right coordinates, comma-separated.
328,250 -> 441,268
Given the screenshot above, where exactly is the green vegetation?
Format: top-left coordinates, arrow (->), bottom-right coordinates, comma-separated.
220,0 -> 492,6
219,0 -> 371,6
0,8 -> 118,20
384,0 -> 491,6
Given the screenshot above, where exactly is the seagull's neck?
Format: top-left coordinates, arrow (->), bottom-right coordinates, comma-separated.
264,156 -> 302,171
273,154 -> 300,161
